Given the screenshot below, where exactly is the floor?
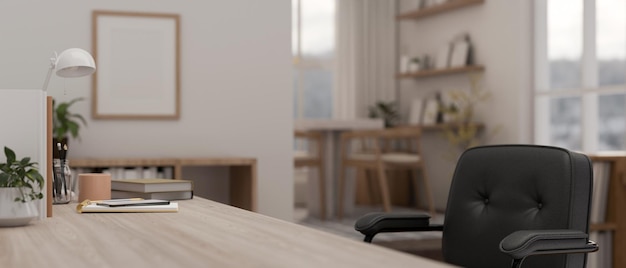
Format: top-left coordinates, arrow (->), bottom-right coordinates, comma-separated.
293,205 -> 444,261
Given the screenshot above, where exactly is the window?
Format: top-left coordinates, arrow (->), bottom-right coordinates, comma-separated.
292,0 -> 335,119
535,0 -> 626,152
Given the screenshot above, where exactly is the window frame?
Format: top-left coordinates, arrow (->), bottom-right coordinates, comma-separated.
534,0 -> 626,152
292,0 -> 336,120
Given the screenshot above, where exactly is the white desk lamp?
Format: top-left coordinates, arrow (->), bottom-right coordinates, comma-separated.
41,48 -> 96,92
40,48 -> 95,217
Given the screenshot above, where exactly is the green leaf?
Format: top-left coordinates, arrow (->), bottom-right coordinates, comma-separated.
4,147 -> 16,163
52,97 -> 86,140
71,113 -> 88,127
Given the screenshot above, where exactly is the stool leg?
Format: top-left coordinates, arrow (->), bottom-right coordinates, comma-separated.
376,162 -> 392,212
317,163 -> 326,221
338,163 -> 346,219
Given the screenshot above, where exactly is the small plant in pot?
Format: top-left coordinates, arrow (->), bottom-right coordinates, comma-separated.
0,146 -> 44,227
53,97 -> 87,158
368,101 -> 400,128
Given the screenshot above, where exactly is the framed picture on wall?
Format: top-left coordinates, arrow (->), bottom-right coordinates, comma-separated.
92,11 -> 181,119
408,98 -> 424,125
449,40 -> 470,68
422,98 -> 439,125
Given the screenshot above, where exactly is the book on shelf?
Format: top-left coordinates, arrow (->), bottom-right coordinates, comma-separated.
591,162 -> 610,224
111,190 -> 193,200
111,178 -> 194,193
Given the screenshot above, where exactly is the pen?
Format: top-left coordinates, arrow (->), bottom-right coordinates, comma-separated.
86,198 -> 144,204
54,142 -> 62,199
61,143 -> 68,196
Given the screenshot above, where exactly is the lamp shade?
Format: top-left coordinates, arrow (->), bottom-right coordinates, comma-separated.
55,48 -> 96,78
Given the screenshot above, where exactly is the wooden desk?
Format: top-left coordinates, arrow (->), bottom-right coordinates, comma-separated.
70,157 -> 257,211
0,198 -> 453,268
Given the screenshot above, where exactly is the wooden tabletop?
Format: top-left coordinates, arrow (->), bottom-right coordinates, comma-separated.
0,198 -> 453,268
294,119 -> 384,131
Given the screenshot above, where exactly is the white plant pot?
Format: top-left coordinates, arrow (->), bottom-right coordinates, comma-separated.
0,187 -> 39,227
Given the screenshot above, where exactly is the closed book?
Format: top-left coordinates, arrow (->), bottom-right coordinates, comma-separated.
76,200 -> 178,213
111,178 -> 193,193
111,190 -> 193,200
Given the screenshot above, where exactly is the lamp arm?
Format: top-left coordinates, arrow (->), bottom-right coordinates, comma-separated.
41,52 -> 58,93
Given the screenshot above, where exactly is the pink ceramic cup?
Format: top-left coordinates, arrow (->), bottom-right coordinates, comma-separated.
78,173 -> 111,202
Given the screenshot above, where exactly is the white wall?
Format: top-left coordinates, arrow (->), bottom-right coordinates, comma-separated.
0,1 -> 293,220
0,89 -> 47,219
397,0 -> 533,210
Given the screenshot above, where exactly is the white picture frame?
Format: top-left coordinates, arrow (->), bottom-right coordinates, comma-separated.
422,99 -> 439,125
449,40 -> 470,68
92,11 -> 180,120
435,44 -> 451,70
408,99 -> 424,125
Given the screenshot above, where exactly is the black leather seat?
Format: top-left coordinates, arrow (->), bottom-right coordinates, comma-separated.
354,145 -> 598,268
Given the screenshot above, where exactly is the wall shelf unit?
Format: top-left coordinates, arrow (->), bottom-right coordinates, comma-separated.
396,65 -> 484,79
70,157 -> 257,211
587,154 -> 626,268
397,0 -> 485,20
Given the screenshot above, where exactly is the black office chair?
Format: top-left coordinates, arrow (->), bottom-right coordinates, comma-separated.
354,145 -> 598,268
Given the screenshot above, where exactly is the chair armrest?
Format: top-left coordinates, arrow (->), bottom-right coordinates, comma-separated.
354,212 -> 443,242
499,229 -> 598,260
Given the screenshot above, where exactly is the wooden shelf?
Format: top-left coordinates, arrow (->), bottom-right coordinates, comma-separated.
396,65 -> 484,79
587,155 -> 626,267
395,122 -> 485,131
69,157 -> 258,211
397,0 -> 485,20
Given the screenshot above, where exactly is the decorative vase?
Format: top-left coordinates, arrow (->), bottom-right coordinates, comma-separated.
0,187 -> 39,227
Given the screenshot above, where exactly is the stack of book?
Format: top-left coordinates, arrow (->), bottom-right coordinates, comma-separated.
111,178 -> 194,201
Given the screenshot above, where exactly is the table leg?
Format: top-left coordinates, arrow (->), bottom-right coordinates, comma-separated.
306,131 -> 356,219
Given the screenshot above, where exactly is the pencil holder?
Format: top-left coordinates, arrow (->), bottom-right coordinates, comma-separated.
52,159 -> 72,204
78,173 -> 111,202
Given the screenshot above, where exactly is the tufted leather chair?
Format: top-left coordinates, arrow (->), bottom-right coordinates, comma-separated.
354,145 -> 598,268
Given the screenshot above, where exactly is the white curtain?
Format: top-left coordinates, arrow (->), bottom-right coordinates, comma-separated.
334,0 -> 397,119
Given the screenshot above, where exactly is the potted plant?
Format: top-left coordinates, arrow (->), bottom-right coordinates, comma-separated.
440,74 -> 500,161
53,97 -> 87,158
0,146 -> 44,227
368,101 -> 400,128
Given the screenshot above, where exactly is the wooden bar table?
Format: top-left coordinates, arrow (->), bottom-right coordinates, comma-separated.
0,198 -> 453,268
294,119 -> 384,219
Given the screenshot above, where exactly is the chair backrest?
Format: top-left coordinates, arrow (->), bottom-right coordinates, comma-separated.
442,145 -> 592,268
340,127 -> 423,157
294,130 -> 323,165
